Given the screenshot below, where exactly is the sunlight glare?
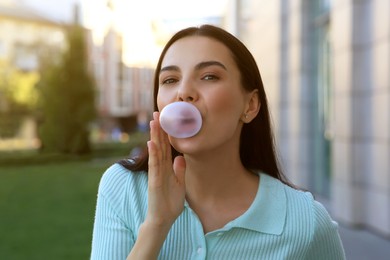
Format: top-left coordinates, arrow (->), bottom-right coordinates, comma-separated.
82,0 -> 228,66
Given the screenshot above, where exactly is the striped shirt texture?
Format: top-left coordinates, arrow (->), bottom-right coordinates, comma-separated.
91,163 -> 345,259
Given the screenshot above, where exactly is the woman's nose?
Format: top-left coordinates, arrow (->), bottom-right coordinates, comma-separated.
179,95 -> 194,102
177,80 -> 197,102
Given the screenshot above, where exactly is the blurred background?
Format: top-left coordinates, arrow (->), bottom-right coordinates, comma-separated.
0,0 -> 389,259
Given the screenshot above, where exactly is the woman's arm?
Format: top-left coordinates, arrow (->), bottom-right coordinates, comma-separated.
126,220 -> 172,259
127,112 -> 186,259
91,167 -> 135,260
305,201 -> 346,260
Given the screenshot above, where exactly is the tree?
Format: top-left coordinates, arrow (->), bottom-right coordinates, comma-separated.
37,25 -> 96,154
0,61 -> 39,138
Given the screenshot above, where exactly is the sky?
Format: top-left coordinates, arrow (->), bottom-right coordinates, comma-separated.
22,0 -> 229,24
22,0 -> 81,23
20,0 -> 229,66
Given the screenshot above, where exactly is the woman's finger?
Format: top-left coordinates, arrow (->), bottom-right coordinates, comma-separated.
173,155 -> 186,186
155,111 -> 171,162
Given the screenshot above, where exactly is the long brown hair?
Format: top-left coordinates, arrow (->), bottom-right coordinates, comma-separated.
118,24 -> 290,185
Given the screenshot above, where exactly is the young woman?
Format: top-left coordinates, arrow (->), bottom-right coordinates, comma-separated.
91,25 -> 345,260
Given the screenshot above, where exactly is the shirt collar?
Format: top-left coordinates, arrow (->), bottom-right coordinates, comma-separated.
184,173 -> 287,236
226,173 -> 287,235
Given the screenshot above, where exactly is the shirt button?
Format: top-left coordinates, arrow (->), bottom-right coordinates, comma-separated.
197,247 -> 203,254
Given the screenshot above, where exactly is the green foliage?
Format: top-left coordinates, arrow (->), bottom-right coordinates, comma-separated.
0,61 -> 40,112
0,61 -> 39,138
0,113 -> 24,138
37,25 -> 96,154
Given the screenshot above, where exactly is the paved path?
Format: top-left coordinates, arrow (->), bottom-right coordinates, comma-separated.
339,224 -> 390,259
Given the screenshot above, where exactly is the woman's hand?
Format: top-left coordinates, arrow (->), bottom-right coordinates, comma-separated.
146,111 -> 186,228
127,112 -> 186,260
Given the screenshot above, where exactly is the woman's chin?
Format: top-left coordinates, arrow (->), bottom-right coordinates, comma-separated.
170,137 -> 202,155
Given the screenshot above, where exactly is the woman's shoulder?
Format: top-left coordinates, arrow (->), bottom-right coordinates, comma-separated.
261,174 -> 315,209
282,181 -> 335,223
262,174 -> 337,229
93,162 -> 150,242
98,162 -> 148,203
271,176 -> 340,237
265,175 -> 343,253
283,181 -> 315,208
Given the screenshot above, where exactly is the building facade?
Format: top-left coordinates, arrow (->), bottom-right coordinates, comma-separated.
87,26 -> 155,136
227,0 -> 390,236
0,2 -> 66,72
0,1 -> 67,149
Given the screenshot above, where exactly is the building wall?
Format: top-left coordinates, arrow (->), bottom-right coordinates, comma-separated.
0,6 -> 65,70
331,0 -> 390,235
89,27 -> 154,133
235,0 -> 390,236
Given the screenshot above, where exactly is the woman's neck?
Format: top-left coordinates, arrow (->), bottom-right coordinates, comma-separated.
183,150 -> 259,233
183,148 -> 258,204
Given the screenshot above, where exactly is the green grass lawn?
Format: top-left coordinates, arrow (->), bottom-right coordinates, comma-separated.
0,157 -> 121,260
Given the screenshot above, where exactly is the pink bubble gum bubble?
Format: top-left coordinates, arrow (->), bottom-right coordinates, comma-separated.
159,102 -> 202,138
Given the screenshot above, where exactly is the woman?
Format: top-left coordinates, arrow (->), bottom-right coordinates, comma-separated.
91,25 -> 345,259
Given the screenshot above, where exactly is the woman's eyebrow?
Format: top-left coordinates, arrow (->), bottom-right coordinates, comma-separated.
160,65 -> 180,74
195,60 -> 227,71
160,61 -> 227,75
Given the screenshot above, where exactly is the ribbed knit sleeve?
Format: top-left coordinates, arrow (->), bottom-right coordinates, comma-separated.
304,201 -> 346,259
90,164 -> 137,260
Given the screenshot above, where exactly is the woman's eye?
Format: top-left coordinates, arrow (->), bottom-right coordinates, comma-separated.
161,78 -> 177,85
202,74 -> 219,81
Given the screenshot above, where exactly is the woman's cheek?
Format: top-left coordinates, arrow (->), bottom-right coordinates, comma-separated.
208,91 -> 241,115
157,92 -> 173,111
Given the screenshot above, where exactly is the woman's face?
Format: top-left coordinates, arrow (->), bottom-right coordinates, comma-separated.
157,36 -> 252,155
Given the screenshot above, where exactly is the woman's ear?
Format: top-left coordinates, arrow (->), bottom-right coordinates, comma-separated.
242,89 -> 260,123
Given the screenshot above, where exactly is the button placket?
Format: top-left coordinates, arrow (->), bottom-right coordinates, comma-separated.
205,230 -> 226,257
186,206 -> 207,259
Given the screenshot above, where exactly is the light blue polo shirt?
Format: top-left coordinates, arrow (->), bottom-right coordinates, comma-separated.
91,163 -> 345,260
